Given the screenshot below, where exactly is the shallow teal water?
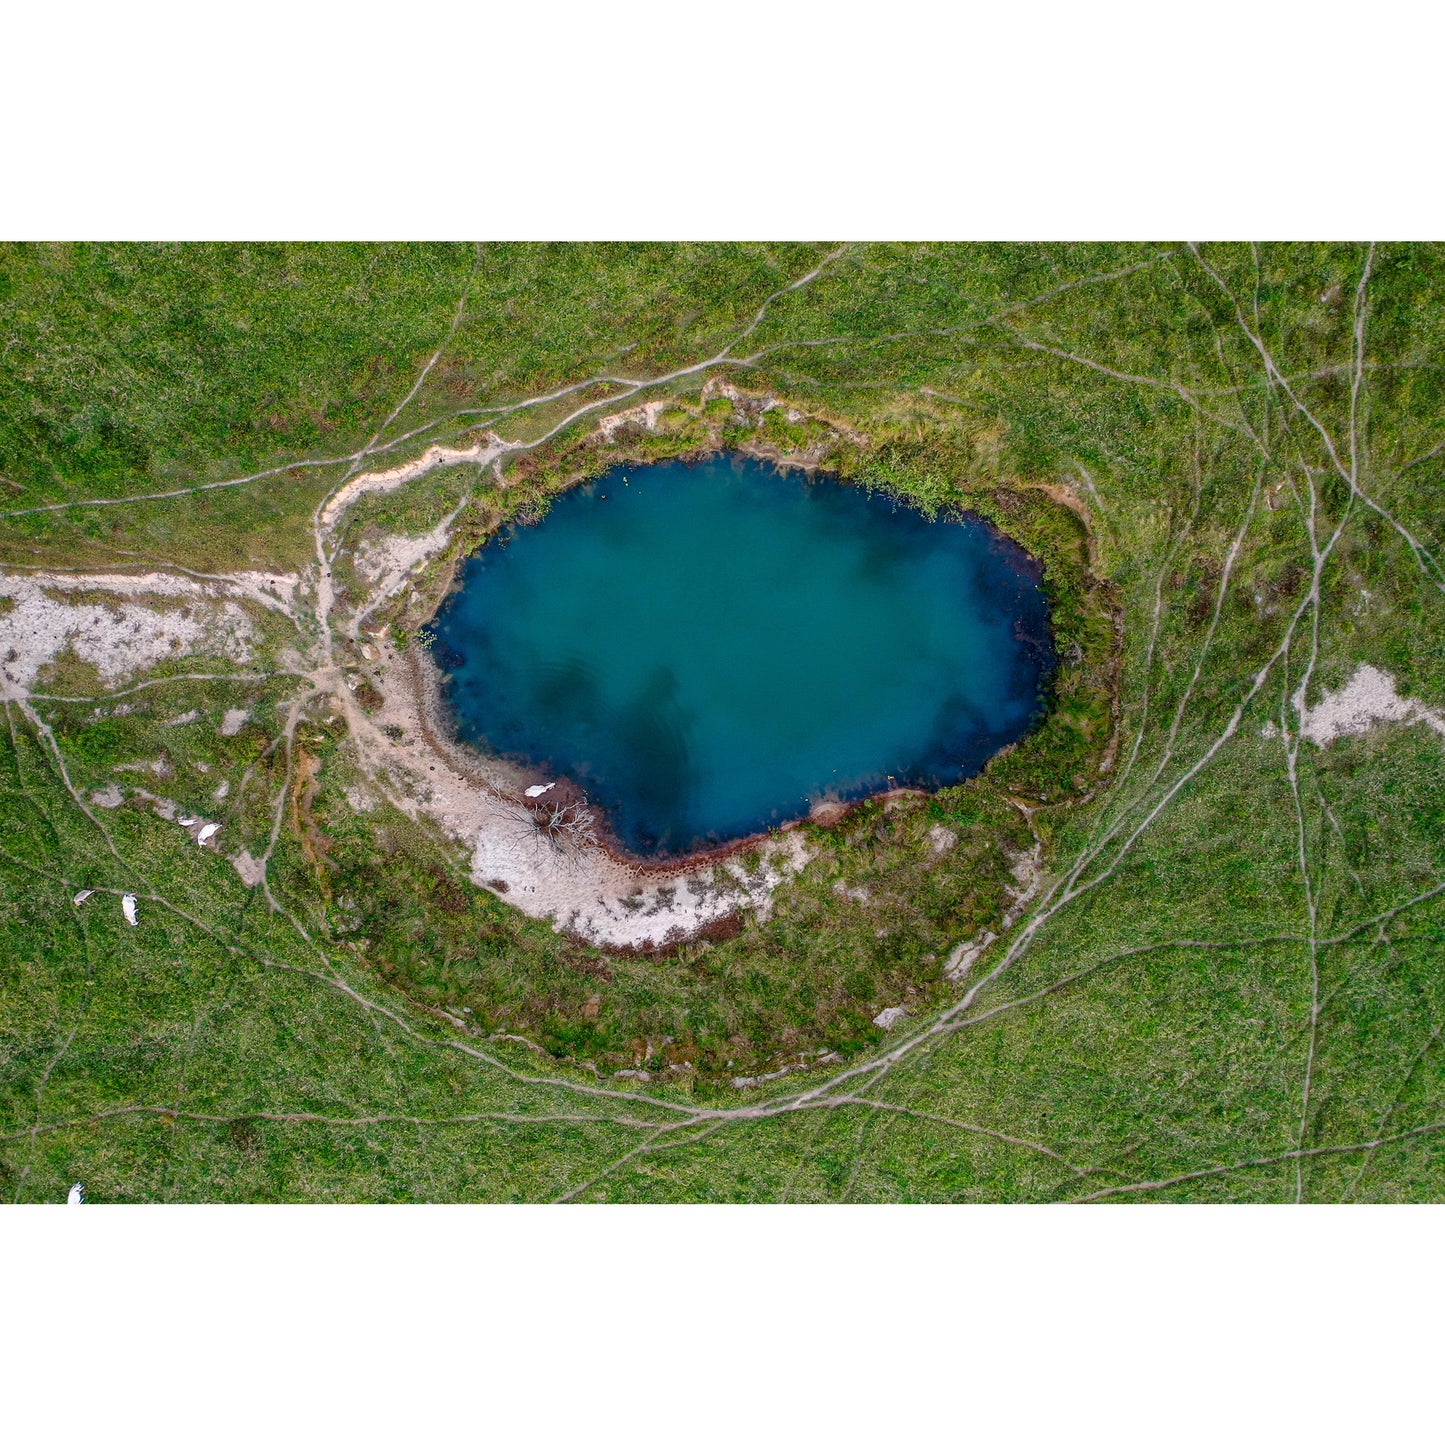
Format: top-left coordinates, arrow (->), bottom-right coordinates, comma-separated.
434,455 -> 1054,856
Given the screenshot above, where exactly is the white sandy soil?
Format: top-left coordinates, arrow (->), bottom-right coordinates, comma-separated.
1294,663 -> 1445,747
319,434 -> 512,532
470,809 -> 811,949
352,515 -> 459,623
596,399 -> 670,443
341,646 -> 813,948
0,571 -> 256,698
231,850 -> 266,887
1263,663 -> 1445,747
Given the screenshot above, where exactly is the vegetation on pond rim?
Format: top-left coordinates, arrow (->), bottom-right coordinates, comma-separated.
1,242 -> 1443,1201
430,454 -> 1062,857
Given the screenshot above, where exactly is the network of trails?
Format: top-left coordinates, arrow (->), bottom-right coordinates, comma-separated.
0,241 -> 1442,1203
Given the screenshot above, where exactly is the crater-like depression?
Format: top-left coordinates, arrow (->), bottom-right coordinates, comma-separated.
432,455 -> 1055,857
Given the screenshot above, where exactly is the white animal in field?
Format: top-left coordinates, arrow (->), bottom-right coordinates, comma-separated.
73,889 -> 94,906
121,893 -> 139,926
197,823 -> 221,846
68,1183 -> 84,1205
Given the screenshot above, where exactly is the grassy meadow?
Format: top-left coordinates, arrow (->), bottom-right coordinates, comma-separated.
2,241 -> 1443,1201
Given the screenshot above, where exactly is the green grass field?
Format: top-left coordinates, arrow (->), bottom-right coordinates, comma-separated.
3,241 -> 1443,1201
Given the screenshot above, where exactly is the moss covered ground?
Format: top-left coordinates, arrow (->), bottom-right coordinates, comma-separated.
2,241 -> 1443,1201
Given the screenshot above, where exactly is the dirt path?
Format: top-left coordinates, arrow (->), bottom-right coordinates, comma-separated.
13,243 -> 1445,1201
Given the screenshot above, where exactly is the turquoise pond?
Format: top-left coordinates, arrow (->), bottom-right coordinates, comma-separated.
432,455 -> 1055,857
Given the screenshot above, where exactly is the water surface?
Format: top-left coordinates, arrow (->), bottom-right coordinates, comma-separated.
434,456 -> 1053,856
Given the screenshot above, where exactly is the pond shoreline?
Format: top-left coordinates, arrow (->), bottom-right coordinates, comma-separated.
428,455 -> 1057,866
355,641 -> 816,951
348,397 -> 1117,955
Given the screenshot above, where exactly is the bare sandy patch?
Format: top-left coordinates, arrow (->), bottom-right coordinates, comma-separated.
1289,663 -> 1445,748
471,812 -> 811,949
1262,664 -> 1445,747
230,851 -> 265,887
336,646 -> 813,949
945,930 -> 997,982
15,567 -> 296,619
351,514 -> 458,623
221,571 -> 301,619
1000,841 -> 1043,930
0,572 -> 255,698
596,399 -> 670,443
943,842 -> 1041,983
319,433 -> 511,533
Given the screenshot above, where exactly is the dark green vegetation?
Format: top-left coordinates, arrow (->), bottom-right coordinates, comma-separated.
3,242 -> 1444,1201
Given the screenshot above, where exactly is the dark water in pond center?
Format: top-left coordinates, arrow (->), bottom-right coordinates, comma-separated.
433,456 -> 1055,857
